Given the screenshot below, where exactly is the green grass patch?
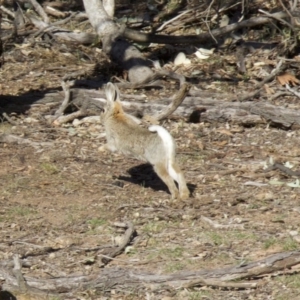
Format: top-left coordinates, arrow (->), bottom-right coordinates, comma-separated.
264,237 -> 277,249
7,206 -> 36,217
40,162 -> 60,174
87,218 -> 107,229
282,237 -> 298,251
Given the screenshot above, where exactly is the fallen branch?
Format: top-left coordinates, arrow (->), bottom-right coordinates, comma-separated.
53,81 -> 72,119
285,83 -> 300,98
4,86 -> 300,128
264,163 -> 300,177
100,221 -> 135,265
2,113 -> 18,125
29,0 -> 49,23
153,82 -> 191,121
52,110 -> 88,126
0,134 -> 53,149
1,251 -> 300,294
258,9 -> 294,30
2,255 -> 57,299
123,11 -> 289,44
238,60 -> 284,101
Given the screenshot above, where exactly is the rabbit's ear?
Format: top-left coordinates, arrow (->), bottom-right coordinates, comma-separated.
105,82 -> 120,104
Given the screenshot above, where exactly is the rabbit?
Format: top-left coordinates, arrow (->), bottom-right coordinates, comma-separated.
101,82 -> 190,200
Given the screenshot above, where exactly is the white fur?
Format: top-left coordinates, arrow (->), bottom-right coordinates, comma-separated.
148,125 -> 178,181
101,83 -> 189,200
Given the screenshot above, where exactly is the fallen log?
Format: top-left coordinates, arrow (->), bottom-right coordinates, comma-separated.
1,251 -> 300,295
2,88 -> 300,128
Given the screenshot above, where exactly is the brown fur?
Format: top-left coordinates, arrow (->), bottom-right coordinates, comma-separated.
101,83 -> 190,200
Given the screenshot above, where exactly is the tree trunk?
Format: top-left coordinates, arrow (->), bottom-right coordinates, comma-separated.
82,0 -> 154,83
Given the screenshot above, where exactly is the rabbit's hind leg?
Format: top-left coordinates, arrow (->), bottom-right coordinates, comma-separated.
168,162 -> 190,200
153,163 -> 179,199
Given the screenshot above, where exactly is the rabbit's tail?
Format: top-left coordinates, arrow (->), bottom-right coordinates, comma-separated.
148,125 -> 178,181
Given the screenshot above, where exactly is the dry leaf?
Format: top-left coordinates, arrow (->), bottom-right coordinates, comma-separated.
195,48 -> 214,60
174,52 -> 191,66
277,73 -> 300,86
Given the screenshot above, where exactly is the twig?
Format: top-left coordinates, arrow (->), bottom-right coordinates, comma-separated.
29,0 -> 49,23
54,81 -> 72,117
238,60 -> 284,101
157,9 -> 191,32
270,91 -> 292,101
53,110 -> 87,126
203,0 -> 217,44
264,163 -> 300,177
44,6 -> 68,18
291,0 -> 297,11
278,0 -> 293,20
258,9 -> 294,30
285,84 -> 300,98
99,254 -> 131,263
101,221 -> 135,265
124,11 -> 289,44
33,12 -> 77,38
2,112 -> 18,125
154,82 -> 190,121
0,5 -> 15,18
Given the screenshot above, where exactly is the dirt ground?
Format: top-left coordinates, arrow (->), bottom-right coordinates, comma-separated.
1,33 -> 300,300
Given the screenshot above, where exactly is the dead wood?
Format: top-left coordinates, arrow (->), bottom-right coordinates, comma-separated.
238,60 -> 284,101
67,88 -> 300,128
100,221 -> 135,265
6,6 -> 290,47
4,86 -> 300,128
0,134 -> 53,148
2,112 -> 18,125
153,82 -> 190,121
1,251 -> 300,294
27,13 -> 95,44
1,255 -> 57,299
29,0 -> 49,23
264,163 -> 300,177
285,83 -> 300,98
52,81 -> 72,120
82,0 -> 154,84
52,110 -> 88,126
123,11 -> 289,44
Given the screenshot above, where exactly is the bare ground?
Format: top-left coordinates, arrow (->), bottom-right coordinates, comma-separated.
1,39 -> 300,300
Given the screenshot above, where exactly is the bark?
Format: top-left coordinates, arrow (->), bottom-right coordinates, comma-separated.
123,11 -> 289,44
82,0 -> 154,84
1,251 -> 300,295
2,88 -> 300,129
